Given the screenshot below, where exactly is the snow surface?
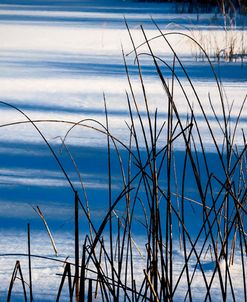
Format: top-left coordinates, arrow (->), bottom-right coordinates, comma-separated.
0,0 -> 246,301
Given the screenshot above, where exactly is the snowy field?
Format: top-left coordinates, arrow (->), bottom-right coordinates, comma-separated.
0,0 -> 246,301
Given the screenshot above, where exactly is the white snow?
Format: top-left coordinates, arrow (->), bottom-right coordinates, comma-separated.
0,0 -> 246,301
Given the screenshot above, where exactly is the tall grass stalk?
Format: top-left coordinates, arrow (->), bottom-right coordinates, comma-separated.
7,261 -> 27,302
27,223 -> 33,302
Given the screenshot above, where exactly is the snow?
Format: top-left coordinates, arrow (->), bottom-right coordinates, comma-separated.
0,0 -> 246,301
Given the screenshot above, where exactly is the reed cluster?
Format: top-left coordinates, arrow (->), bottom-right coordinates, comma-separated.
3,23 -> 247,301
